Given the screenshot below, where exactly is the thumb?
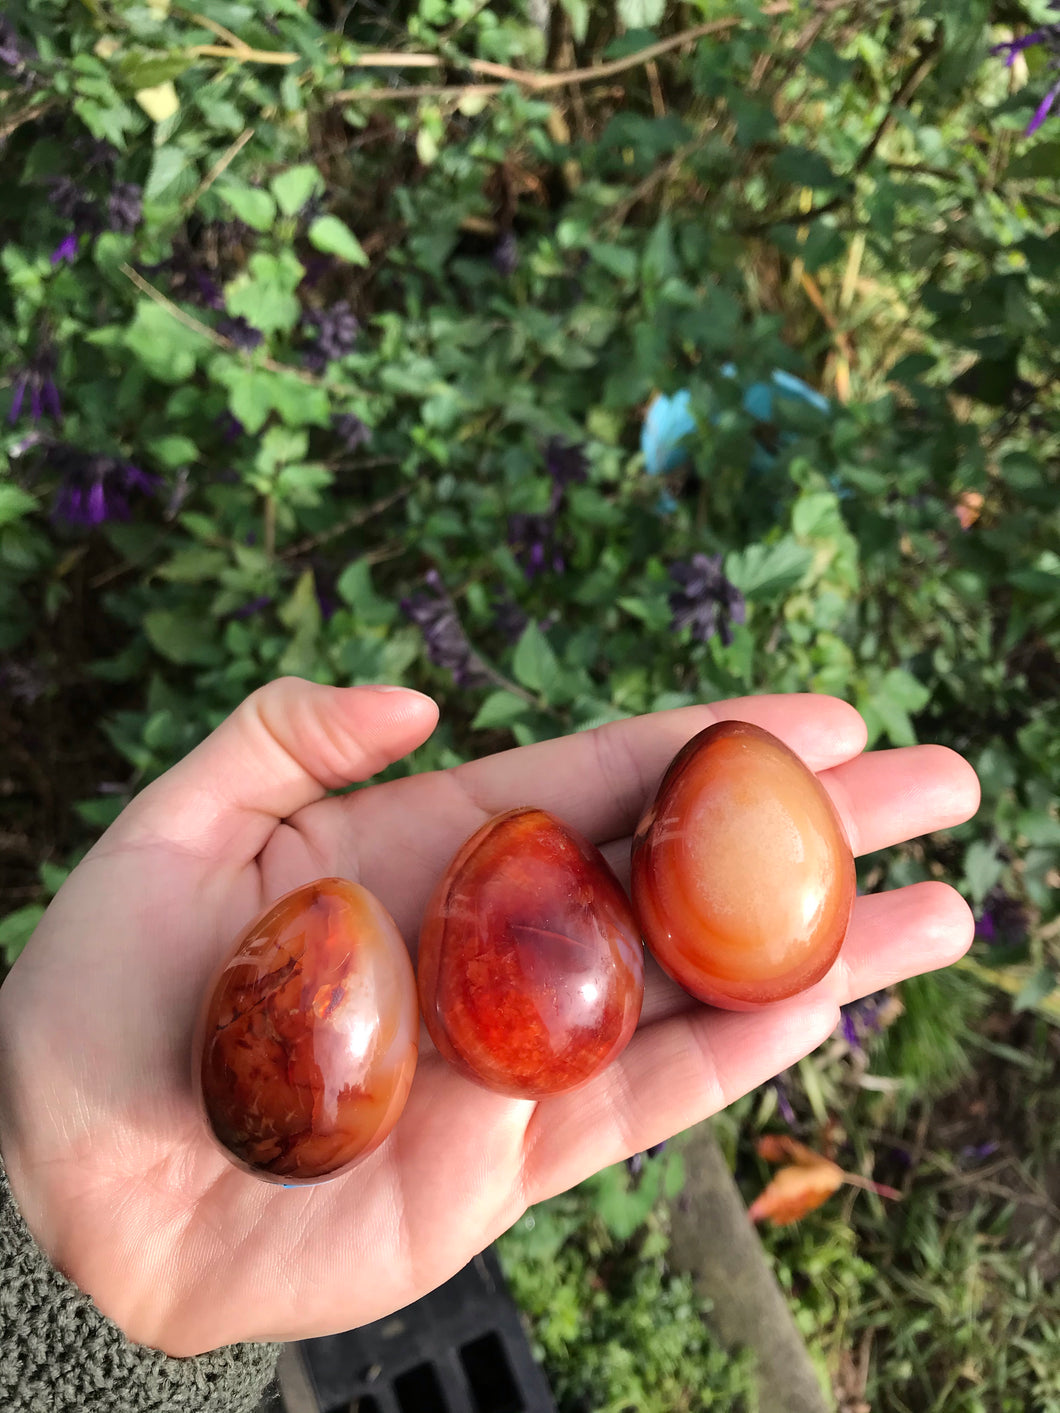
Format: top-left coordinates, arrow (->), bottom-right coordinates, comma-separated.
113,677 -> 439,855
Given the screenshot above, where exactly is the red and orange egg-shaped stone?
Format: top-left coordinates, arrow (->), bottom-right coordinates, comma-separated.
197,878 -> 418,1184
418,808 -> 644,1097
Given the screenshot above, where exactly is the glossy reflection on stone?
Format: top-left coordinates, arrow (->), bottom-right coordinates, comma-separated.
197,878 -> 418,1184
419,808 -> 644,1098
632,720 -> 855,1010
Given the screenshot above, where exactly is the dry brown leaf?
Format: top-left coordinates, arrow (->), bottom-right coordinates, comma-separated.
955,489 -> 984,529
752,1134 -> 903,1224
756,1134 -> 827,1166
748,1159 -> 846,1225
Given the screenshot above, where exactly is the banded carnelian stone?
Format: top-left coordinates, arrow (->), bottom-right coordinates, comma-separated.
631,720 -> 855,1010
418,808 -> 644,1098
197,878 -> 417,1184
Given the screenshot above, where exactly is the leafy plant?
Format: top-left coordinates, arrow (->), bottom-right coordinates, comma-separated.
3,0 -> 1060,1403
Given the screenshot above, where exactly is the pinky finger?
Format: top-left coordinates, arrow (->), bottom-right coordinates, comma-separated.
823,882 -> 975,1008
521,882 -> 974,1204
522,993 -> 839,1205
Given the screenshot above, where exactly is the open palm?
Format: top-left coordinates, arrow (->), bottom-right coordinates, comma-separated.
0,679 -> 979,1357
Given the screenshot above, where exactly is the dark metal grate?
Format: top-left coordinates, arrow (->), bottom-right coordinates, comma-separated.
291,1248 -> 557,1413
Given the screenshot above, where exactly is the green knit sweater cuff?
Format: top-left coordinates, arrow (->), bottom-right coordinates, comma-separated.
0,1154 -> 281,1412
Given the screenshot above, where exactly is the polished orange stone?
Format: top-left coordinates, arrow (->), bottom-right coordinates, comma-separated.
197,878 -> 418,1184
631,721 -> 855,1010
419,808 -> 644,1098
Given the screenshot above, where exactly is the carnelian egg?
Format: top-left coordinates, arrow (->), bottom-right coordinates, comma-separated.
196,878 -> 418,1184
418,808 -> 644,1098
631,721 -> 855,1009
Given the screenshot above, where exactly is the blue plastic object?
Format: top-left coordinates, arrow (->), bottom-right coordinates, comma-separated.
641,389 -> 696,476
641,368 -> 830,478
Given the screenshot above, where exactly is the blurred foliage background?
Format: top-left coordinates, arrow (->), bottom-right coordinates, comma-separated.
1,0 -> 1058,1408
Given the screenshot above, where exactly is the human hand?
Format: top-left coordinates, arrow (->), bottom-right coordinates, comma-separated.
0,679 -> 979,1356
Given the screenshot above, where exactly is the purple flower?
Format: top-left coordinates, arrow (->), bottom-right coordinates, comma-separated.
9,350 -> 61,425
508,511 -> 565,578
991,23 -> 1060,134
545,438 -> 589,498
770,1076 -> 797,1127
47,176 -> 98,232
107,183 -> 143,234
838,990 -> 890,1054
217,316 -> 264,351
76,137 -> 119,171
0,18 -> 25,70
1027,78 -> 1060,135
45,176 -> 100,262
992,30 -> 1051,66
50,233 -> 79,266
491,596 -> 529,645
668,553 -> 746,646
215,411 -> 246,442
400,571 -> 488,688
301,301 -> 360,371
506,439 -> 588,580
188,271 -> 225,310
144,227 -> 247,311
975,885 -> 1030,947
492,232 -> 519,276
0,18 -> 38,85
625,1139 -> 668,1180
298,254 -> 338,290
50,448 -> 159,527
959,1141 -> 1000,1165
230,594 -> 273,620
0,660 -> 48,705
145,246 -> 226,310
332,412 -> 371,454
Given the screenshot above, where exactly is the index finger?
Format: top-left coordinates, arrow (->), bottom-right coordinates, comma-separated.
448,693 -> 867,845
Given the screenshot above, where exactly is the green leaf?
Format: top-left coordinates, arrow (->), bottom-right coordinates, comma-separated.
270,373 -> 331,428
472,690 -> 530,730
74,797 -> 128,830
270,163 -> 322,217
864,668 -> 930,748
0,905 -> 45,963
617,0 -> 665,24
217,182 -> 277,233
725,539 -> 812,599
125,300 -> 210,382
1008,142 -> 1060,180
1013,966 -> 1057,1014
962,840 -> 1002,907
879,667 -> 930,713
770,146 -> 839,189
792,490 -> 843,540
159,546 -> 229,582
277,569 -> 322,676
143,608 -> 222,665
225,251 -> 304,334
144,145 -> 190,203
307,214 -> 369,266
336,558 -> 395,625
513,622 -> 559,697
0,485 -> 38,527
147,435 -> 197,468
218,364 -> 273,434
39,862 -> 70,897
118,49 -> 193,91
591,243 -> 638,282
560,0 -> 590,42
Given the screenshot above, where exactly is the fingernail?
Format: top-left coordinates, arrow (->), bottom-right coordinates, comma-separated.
364,684 -> 434,701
